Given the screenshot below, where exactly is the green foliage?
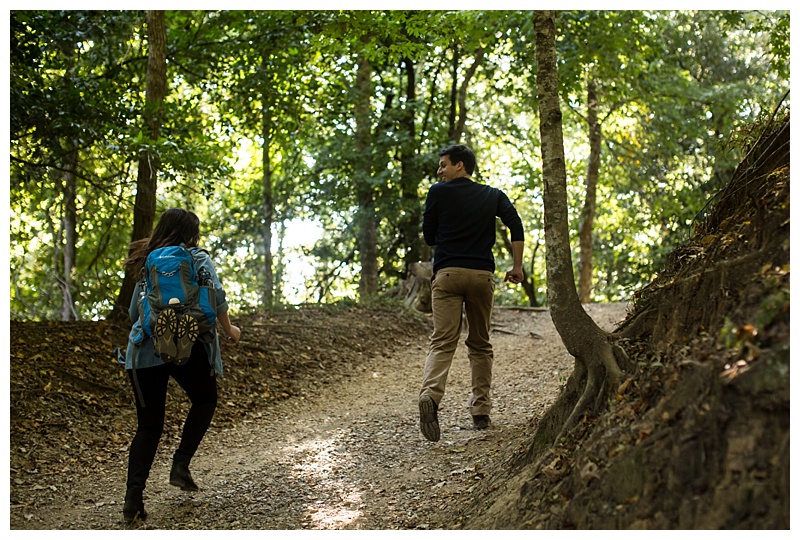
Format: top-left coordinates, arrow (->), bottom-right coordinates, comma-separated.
10,10 -> 144,319
9,9 -> 789,319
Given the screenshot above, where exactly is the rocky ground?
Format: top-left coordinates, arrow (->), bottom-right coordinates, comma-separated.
9,301 -> 627,530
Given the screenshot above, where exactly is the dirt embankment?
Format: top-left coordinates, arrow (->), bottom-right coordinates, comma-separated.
462,115 -> 790,530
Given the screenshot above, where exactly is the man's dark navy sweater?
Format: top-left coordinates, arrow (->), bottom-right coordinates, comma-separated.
422,177 -> 524,273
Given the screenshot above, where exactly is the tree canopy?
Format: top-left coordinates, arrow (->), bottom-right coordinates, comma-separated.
9,9 -> 789,320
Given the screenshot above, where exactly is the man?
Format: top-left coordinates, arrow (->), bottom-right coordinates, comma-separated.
419,144 -> 524,442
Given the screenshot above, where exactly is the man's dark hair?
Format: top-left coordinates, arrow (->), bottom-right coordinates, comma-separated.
439,144 -> 476,176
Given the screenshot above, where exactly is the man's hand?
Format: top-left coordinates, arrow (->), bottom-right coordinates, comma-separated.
504,267 -> 524,284
505,241 -> 525,285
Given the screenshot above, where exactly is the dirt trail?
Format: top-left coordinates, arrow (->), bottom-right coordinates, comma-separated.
14,303 -> 628,530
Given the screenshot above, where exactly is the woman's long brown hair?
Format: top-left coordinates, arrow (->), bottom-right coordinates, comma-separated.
124,208 -> 201,274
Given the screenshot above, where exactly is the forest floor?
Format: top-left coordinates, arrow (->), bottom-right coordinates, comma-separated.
9,300 -> 627,530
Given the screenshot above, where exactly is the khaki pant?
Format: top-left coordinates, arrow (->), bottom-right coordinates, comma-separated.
420,267 -> 495,416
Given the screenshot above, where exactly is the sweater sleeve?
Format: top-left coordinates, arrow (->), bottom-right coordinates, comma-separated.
497,191 -> 524,242
422,185 -> 440,246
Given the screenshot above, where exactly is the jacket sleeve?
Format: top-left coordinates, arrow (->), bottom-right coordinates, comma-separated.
193,249 -> 229,315
129,281 -> 142,323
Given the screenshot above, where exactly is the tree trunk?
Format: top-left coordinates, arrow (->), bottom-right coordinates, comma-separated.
400,261 -> 433,313
448,46 -> 485,144
528,238 -> 541,307
578,75 -> 600,303
451,47 -> 485,144
60,148 -> 78,321
447,45 -> 459,141
498,223 -> 539,307
261,56 -> 275,308
399,58 -> 424,270
57,46 -> 79,321
528,11 -> 623,457
354,54 -> 378,299
273,220 -> 286,303
111,10 -> 167,319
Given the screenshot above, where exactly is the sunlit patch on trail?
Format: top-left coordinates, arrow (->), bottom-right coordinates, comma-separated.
285,429 -> 364,529
307,494 -> 362,529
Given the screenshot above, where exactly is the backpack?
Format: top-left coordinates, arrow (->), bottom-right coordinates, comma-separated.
132,244 -> 218,364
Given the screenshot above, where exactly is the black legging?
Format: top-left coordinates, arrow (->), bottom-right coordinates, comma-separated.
126,342 -> 217,490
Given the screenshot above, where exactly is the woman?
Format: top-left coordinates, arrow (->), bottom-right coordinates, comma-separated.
121,208 -> 241,525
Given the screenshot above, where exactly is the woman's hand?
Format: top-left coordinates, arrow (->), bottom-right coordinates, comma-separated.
217,311 -> 241,344
226,325 -> 241,344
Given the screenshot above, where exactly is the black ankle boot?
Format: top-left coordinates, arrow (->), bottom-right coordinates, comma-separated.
123,488 -> 147,524
169,453 -> 199,491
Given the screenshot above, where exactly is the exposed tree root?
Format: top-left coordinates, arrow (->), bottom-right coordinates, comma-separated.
553,338 -> 620,447
523,325 -> 626,461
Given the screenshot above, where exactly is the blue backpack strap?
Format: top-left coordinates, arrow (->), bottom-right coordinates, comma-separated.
179,243 -> 198,276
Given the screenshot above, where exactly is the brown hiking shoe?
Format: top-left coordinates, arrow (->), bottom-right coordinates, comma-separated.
472,415 -> 491,430
419,395 -> 440,442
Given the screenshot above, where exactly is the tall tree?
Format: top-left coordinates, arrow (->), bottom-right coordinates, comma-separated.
190,11 -> 316,308
577,75 -> 600,303
59,149 -> 79,320
397,57 -> 426,269
529,10 -> 627,455
554,11 -> 654,303
260,61 -> 276,307
56,41 -> 79,321
112,10 -> 167,317
447,44 -> 485,143
354,52 -> 379,299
